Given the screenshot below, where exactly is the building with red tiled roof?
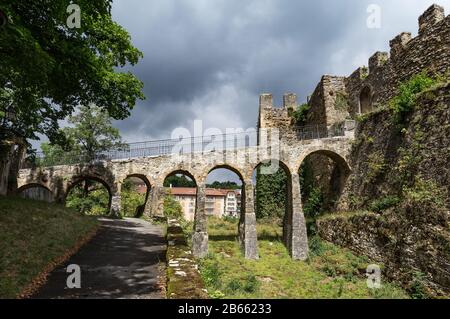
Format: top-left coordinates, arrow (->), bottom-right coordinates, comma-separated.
130,181 -> 241,221
169,187 -> 241,221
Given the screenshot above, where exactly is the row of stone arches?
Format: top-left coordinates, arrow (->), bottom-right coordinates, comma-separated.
17,149 -> 351,260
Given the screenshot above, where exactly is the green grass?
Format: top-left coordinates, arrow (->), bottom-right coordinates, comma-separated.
0,196 -> 99,298
199,217 -> 409,299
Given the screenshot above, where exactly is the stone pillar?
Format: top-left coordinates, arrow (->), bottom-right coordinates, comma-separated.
110,194 -> 121,218
239,180 -> 258,259
289,173 -> 309,260
193,185 -> 208,258
109,183 -> 122,218
147,185 -> 165,218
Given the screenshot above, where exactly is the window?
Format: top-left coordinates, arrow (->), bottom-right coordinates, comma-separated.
359,86 -> 372,114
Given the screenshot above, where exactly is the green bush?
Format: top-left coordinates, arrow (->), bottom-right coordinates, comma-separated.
303,187 -> 324,220
66,182 -> 109,216
409,272 -> 429,299
120,180 -> 146,217
163,194 -> 184,220
291,103 -> 311,126
201,261 -> 222,289
368,196 -> 400,213
243,275 -> 260,293
402,177 -> 447,208
390,72 -> 436,124
308,236 -> 326,257
226,279 -> 243,292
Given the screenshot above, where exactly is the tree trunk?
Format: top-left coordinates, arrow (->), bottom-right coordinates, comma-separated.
0,144 -> 14,196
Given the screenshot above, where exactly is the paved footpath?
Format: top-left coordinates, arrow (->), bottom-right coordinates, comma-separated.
33,218 -> 166,299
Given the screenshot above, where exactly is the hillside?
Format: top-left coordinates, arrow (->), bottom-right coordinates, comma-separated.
0,197 -> 99,298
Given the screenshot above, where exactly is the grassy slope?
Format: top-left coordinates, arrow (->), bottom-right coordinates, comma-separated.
199,218 -> 409,299
0,197 -> 99,298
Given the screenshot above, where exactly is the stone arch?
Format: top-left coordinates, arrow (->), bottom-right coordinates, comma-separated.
65,175 -> 114,213
359,86 -> 373,114
253,159 -> 293,252
205,163 -> 245,220
163,169 -> 198,187
298,149 -> 351,215
121,174 -> 152,218
17,183 -> 54,202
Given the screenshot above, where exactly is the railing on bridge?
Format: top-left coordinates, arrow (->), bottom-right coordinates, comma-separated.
23,122 -> 354,168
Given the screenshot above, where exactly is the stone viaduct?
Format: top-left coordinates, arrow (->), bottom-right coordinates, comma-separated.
16,93 -> 355,261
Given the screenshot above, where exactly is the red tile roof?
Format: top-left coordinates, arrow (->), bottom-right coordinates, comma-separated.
168,188 -> 238,197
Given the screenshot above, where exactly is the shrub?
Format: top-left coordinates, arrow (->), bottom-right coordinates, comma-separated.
227,279 -> 242,292
291,103 -> 311,126
368,196 -> 400,213
303,187 -> 324,220
201,261 -> 222,289
308,236 -> 325,256
402,178 -> 447,208
390,72 -> 436,124
163,194 -> 184,220
409,272 -> 429,299
243,275 -> 260,293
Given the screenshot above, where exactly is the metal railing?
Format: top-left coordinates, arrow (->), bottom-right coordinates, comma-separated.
23,122 -> 354,168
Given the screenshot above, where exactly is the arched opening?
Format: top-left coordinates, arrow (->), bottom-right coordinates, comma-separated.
299,150 -> 350,235
253,160 -> 292,250
205,165 -> 244,243
65,176 -> 112,216
359,86 -> 373,114
163,170 -> 197,221
17,184 -> 54,203
121,174 -> 151,218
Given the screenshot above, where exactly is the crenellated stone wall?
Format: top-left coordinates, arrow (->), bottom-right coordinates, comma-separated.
305,4 -> 450,127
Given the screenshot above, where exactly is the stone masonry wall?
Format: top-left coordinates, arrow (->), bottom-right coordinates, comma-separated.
305,4 -> 450,128
319,83 -> 450,298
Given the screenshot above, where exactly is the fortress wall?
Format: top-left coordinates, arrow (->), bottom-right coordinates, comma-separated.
305,5 -> 450,127
345,4 -> 450,115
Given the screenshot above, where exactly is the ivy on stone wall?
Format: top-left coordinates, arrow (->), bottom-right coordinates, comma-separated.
290,103 -> 310,127
255,164 -> 287,221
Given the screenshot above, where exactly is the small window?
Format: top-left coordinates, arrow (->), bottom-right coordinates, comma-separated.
359,86 -> 373,114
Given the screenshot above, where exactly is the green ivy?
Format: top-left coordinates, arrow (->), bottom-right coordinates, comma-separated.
389,72 -> 437,125
290,103 -> 311,126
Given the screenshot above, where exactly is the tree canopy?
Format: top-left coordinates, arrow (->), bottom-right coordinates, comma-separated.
40,104 -> 126,165
0,0 -> 145,146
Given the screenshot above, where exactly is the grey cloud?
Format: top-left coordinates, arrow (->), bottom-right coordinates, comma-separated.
35,0 -> 450,181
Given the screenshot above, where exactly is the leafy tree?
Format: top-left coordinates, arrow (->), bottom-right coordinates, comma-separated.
41,104 -> 126,165
66,181 -> 109,215
164,175 -> 196,188
0,0 -> 144,181
207,181 -> 241,190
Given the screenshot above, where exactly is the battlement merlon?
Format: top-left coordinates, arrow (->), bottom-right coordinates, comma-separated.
389,32 -> 412,60
283,93 -> 297,111
259,93 -> 273,109
419,4 -> 445,35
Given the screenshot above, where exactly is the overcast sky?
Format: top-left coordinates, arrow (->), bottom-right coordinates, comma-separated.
111,0 -> 449,142
107,0 -> 450,182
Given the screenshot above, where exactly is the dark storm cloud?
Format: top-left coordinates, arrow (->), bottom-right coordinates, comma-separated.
109,0 -> 449,142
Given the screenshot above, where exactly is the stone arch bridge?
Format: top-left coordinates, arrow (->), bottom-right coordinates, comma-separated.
17,125 -> 354,261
